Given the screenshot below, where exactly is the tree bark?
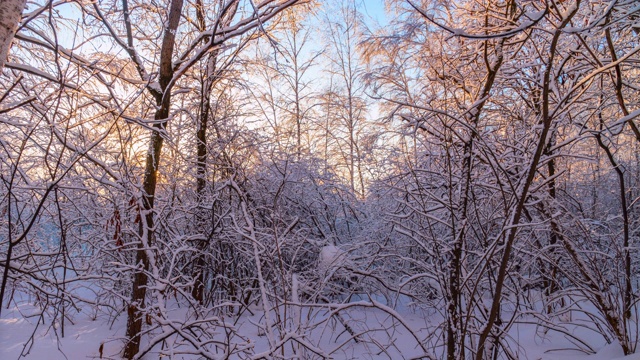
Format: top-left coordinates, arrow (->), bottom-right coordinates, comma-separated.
475,4 -> 581,357
191,0 -> 238,304
122,0 -> 184,358
0,0 -> 26,71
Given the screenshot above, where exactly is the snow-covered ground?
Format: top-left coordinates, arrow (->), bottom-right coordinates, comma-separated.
2,297 -> 639,360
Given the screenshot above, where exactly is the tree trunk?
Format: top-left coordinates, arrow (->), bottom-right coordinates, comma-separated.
475,5 -> 580,357
122,0 -> 184,357
0,0 -> 26,71
192,53 -> 216,304
190,0 -> 239,304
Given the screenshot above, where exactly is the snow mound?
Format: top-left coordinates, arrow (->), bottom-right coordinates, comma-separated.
318,245 -> 348,270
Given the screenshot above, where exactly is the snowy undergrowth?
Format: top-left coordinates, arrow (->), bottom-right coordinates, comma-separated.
2,293 -> 638,360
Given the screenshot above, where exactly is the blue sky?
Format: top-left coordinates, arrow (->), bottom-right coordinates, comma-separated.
360,0 -> 390,28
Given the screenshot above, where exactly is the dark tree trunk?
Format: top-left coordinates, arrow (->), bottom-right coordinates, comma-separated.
122,0 -> 183,357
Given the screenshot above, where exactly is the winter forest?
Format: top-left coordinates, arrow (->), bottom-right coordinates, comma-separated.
1,0 -> 640,359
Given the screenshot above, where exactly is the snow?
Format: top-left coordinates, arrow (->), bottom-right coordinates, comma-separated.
1,304 -> 121,359
3,293 -> 640,360
318,245 -> 347,270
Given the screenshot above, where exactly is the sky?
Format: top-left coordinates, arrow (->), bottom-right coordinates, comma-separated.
361,0 -> 389,26
46,0 -> 390,51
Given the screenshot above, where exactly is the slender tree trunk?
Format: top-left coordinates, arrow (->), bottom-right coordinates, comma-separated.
293,31 -> 302,160
123,112 -> 168,359
190,0 -> 238,304
443,34 -> 505,360
605,23 -> 634,320
0,0 -> 26,71
594,133 -> 631,320
192,53 -> 216,304
123,0 -> 183,357
475,5 -> 580,357
542,137 -> 565,314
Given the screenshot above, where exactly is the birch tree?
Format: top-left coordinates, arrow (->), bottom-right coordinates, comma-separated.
0,0 -> 27,71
